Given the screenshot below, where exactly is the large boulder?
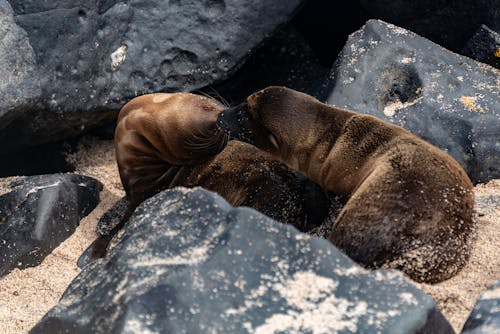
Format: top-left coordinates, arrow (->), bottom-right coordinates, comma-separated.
32,187 -> 453,334
0,0 -> 304,153
462,25 -> 500,69
0,174 -> 102,277
210,25 -> 333,103
462,280 -> 500,333
359,0 -> 499,54
0,0 -> 39,133
327,20 -> 500,183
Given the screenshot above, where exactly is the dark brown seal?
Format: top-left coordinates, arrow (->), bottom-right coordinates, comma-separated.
217,86 -> 475,283
85,92 -> 328,261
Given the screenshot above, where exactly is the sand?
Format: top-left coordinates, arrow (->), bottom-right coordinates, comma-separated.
0,135 -> 498,333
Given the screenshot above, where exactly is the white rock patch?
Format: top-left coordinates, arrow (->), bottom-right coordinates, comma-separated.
111,45 -> 128,71
255,271 -> 367,334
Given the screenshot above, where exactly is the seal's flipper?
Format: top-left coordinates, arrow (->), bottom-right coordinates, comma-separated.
76,197 -> 132,269
77,235 -> 113,268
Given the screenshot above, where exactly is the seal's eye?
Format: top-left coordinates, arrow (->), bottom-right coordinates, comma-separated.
268,133 -> 279,150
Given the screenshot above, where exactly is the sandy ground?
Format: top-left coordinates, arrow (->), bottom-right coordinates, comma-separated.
0,135 -> 498,333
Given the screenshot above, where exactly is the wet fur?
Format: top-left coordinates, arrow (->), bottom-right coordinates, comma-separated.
218,86 -> 475,283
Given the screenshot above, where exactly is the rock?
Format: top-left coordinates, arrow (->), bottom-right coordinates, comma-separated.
462,25 -> 500,69
326,20 -> 500,183
209,25 -> 333,103
462,280 -> 500,333
291,0 -> 370,66
359,0 -> 499,53
1,0 -> 304,153
0,0 -> 40,133
32,187 -> 453,334
0,174 -> 102,277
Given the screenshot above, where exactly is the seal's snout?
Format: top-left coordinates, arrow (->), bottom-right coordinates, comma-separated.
216,102 -> 255,143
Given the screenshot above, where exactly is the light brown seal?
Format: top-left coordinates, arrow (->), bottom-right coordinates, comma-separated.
85,92 -> 328,261
217,86 -> 475,283
115,92 -> 227,210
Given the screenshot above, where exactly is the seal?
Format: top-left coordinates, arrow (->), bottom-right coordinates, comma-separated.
217,86 -> 475,283
115,92 -> 227,211
85,92 -> 329,262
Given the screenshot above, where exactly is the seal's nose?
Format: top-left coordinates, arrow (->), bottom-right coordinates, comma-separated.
216,102 -> 249,135
216,112 -> 229,133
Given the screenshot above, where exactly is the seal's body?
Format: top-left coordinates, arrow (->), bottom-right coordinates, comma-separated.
217,86 -> 475,283
86,92 -> 328,261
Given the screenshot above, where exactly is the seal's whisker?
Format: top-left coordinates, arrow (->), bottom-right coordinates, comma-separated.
209,87 -> 230,107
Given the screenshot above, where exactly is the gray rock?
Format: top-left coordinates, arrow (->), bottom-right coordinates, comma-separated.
359,0 -> 499,53
327,20 -> 500,183
1,0 -> 304,153
31,187 -> 453,334
462,280 -> 500,334
462,25 -> 500,69
0,0 -> 40,133
0,173 -> 102,277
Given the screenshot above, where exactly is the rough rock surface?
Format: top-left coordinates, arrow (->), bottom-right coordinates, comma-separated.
32,187 -> 452,334
0,0 -> 39,134
211,26 -> 333,104
1,0 -> 304,153
462,25 -> 500,69
359,0 -> 500,53
0,174 -> 101,277
327,20 -> 500,183
462,281 -> 500,333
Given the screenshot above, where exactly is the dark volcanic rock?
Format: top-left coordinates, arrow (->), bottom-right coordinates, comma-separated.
0,0 -> 40,133
1,0 -> 304,153
291,0 -> 370,66
32,187 -> 452,334
359,0 -> 500,53
462,280 -> 500,334
0,174 -> 102,277
462,25 -> 500,69
327,20 -> 500,183
209,26 -> 333,104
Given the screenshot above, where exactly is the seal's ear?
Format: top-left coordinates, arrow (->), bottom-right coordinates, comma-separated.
217,102 -> 257,144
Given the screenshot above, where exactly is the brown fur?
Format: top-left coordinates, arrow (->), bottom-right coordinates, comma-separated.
87,92 -> 328,260
217,86 -> 475,283
115,93 -> 227,209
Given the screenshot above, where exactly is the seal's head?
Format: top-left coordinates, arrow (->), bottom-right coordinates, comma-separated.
117,93 -> 228,167
116,93 -> 229,202
217,86 -> 322,156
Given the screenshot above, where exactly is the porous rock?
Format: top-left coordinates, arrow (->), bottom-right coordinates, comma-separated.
1,0 -> 304,153
0,173 -> 102,277
462,25 -> 500,69
359,0 -> 499,53
327,20 -> 500,183
210,25 -> 333,103
462,280 -> 500,333
32,187 -> 452,334
0,0 -> 40,134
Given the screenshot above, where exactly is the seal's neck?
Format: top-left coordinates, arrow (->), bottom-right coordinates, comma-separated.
278,103 -> 355,188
